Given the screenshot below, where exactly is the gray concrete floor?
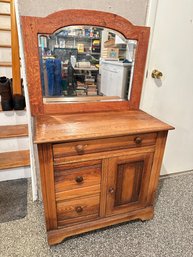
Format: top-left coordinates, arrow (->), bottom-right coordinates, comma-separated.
0,172 -> 193,257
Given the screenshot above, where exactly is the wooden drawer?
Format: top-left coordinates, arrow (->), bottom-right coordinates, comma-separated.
56,194 -> 100,227
54,160 -> 101,201
53,133 -> 157,160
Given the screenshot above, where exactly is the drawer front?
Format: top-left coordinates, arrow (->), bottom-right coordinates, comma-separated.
54,160 -> 101,201
53,133 -> 157,160
56,194 -> 100,226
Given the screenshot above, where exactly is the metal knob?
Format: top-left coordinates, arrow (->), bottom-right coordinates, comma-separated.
75,144 -> 85,154
151,69 -> 163,79
134,137 -> 142,144
75,176 -> 84,183
75,206 -> 83,213
109,187 -> 115,194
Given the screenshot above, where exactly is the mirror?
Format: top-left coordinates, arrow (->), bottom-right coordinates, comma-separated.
38,26 -> 137,103
21,9 -> 150,115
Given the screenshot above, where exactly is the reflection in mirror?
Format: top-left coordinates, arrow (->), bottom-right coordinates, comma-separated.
38,26 -> 137,103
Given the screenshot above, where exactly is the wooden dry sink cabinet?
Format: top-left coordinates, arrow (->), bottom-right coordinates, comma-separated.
21,10 -> 174,245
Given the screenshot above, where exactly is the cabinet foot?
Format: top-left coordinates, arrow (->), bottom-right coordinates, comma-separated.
139,209 -> 154,222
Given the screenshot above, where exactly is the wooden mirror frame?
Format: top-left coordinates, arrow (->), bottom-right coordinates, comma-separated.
21,9 -> 150,116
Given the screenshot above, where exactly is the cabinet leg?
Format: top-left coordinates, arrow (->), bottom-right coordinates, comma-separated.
139,206 -> 154,222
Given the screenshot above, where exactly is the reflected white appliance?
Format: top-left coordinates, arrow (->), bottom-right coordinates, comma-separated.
100,61 -> 132,99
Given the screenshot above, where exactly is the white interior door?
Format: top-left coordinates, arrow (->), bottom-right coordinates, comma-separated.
141,0 -> 193,175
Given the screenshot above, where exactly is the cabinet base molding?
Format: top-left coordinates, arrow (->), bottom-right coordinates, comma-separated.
48,206 -> 154,245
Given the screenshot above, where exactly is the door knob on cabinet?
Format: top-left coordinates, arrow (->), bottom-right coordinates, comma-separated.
75,206 -> 83,213
75,144 -> 85,154
134,137 -> 142,144
151,69 -> 163,79
75,176 -> 84,183
109,187 -> 115,194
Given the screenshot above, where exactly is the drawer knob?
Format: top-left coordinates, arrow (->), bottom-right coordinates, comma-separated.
75,176 -> 84,183
75,206 -> 83,213
134,137 -> 142,144
75,144 -> 85,154
109,187 -> 115,194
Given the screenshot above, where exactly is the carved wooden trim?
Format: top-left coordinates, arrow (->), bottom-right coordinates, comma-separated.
21,9 -> 150,116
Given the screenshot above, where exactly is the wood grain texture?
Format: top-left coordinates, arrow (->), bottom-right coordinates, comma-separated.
0,28 -> 11,31
37,127 -> 172,244
21,9 -> 150,116
146,131 -> 168,205
54,161 -> 101,194
53,132 -> 157,159
57,213 -> 99,228
106,151 -> 154,216
48,206 -> 154,245
53,145 -> 156,167
0,150 -> 30,170
55,185 -> 100,202
115,161 -> 144,205
11,0 -> 21,94
0,124 -> 28,138
0,44 -> 11,48
34,110 -> 174,144
99,159 -> 109,218
44,96 -> 121,103
44,101 -> 130,115
0,13 -> 10,16
0,62 -> 12,67
38,144 -> 57,230
56,194 -> 100,226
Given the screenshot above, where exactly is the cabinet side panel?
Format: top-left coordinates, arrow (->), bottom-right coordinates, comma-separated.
38,144 -> 57,230
147,131 -> 168,205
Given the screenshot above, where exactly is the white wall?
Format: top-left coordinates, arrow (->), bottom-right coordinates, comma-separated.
18,0 -> 148,26
141,0 -> 193,174
14,0 -> 38,200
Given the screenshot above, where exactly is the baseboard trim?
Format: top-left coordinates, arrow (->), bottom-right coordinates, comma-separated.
160,169 -> 193,180
0,166 -> 31,181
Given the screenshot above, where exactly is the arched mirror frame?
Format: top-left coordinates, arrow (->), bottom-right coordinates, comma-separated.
21,9 -> 150,116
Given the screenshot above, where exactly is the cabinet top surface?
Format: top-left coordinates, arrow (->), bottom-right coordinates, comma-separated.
34,110 -> 174,144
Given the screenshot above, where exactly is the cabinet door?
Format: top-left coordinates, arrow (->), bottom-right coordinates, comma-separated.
106,152 -> 154,216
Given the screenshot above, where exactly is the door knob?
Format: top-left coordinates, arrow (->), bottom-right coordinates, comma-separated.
109,187 -> 115,194
75,144 -> 85,154
75,176 -> 84,183
75,206 -> 83,213
134,137 -> 142,144
151,69 -> 163,79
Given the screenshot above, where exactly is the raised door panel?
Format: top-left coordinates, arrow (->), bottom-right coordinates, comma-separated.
115,161 -> 144,205
106,151 -> 154,216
